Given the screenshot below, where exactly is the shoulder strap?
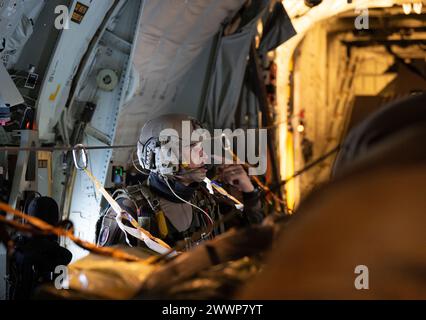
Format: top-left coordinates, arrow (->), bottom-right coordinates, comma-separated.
139,182 -> 169,239
138,182 -> 160,212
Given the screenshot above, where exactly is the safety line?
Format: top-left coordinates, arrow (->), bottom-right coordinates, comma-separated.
0,144 -> 136,152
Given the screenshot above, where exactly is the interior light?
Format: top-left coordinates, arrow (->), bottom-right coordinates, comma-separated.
402,3 -> 412,15
413,2 -> 422,14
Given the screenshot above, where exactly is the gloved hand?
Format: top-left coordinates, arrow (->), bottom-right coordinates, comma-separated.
219,164 -> 255,193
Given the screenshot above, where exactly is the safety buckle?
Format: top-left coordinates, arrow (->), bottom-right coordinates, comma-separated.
72,144 -> 88,170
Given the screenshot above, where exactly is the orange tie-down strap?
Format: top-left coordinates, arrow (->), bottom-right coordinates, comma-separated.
0,201 -> 154,263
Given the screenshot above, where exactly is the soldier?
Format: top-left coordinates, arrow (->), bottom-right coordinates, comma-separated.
96,114 -> 264,250
9,197 -> 72,300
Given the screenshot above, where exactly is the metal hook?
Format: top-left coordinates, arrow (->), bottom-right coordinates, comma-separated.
72,144 -> 88,170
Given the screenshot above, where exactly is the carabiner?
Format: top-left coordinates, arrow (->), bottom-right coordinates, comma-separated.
72,144 -> 88,170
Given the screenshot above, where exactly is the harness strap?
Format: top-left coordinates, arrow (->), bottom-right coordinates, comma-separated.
81,167 -> 175,256
139,183 -> 169,239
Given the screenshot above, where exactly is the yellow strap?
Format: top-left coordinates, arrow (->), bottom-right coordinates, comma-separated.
155,210 -> 169,239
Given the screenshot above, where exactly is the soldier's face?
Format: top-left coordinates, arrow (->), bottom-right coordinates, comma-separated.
179,142 -> 208,183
